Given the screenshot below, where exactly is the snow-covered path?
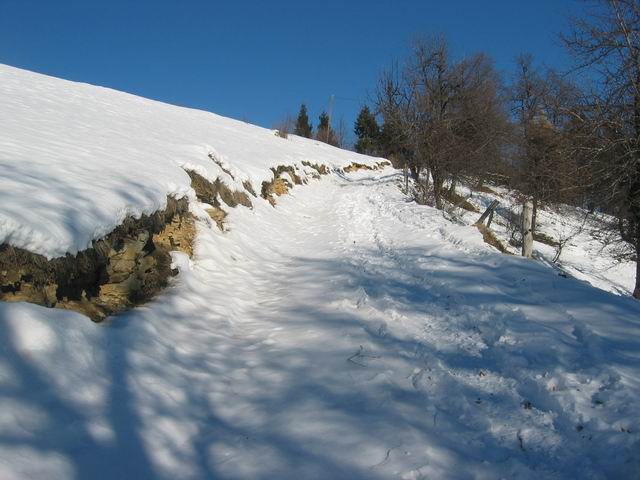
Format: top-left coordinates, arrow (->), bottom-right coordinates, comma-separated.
1,170 -> 639,479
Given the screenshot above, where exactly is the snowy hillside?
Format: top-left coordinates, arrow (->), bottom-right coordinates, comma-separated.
0,64 -> 379,259
450,184 -> 637,298
1,66 -> 639,479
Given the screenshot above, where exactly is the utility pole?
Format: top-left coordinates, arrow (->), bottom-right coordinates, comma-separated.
326,94 -> 335,143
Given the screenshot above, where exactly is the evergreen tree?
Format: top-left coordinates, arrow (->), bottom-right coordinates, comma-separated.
316,111 -> 338,146
354,106 -> 380,155
294,104 -> 313,138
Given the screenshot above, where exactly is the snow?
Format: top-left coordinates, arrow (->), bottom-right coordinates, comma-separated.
0,64 -> 381,259
1,65 -> 639,478
453,183 -> 637,297
1,168 -> 639,479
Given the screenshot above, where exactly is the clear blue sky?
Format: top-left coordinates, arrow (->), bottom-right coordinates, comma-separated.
0,0 -> 584,144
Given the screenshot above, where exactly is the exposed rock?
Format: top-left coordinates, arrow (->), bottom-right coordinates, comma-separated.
343,161 -> 390,173
302,161 -> 329,176
243,181 -> 257,197
154,210 -> 196,255
208,152 -> 234,179
260,164 -> 310,206
261,177 -> 291,206
0,196 -> 194,322
343,162 -> 373,173
271,165 -> 302,185
185,169 -> 252,209
206,207 -> 227,230
1,160 -> 387,321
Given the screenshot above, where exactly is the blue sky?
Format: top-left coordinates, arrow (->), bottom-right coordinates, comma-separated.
0,0 -> 584,143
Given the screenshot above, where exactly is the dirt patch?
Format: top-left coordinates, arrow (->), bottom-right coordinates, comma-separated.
1,197 -> 194,321
475,223 -> 511,254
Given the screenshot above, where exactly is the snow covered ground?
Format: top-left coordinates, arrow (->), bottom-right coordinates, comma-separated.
1,169 -> 639,479
454,184 -> 637,297
0,64 -> 379,259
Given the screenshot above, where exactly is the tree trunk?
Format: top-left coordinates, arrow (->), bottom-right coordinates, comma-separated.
522,201 -> 534,258
433,173 -> 444,210
431,169 -> 443,210
532,196 -> 538,233
403,164 -> 409,193
632,63 -> 640,299
634,229 -> 640,299
448,178 -> 457,196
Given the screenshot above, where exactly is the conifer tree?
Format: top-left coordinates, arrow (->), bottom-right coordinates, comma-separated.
294,104 -> 313,138
316,111 -> 338,146
354,105 -> 380,155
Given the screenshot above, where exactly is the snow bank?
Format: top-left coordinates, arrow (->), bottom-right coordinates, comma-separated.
0,64 -> 382,259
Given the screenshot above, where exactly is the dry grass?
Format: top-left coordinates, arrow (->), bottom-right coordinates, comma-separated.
533,231 -> 559,247
475,223 -> 511,254
444,190 -> 480,213
344,162 -> 373,173
474,184 -> 498,195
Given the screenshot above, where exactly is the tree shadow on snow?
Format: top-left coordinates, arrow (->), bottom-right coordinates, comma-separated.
0,242 -> 638,479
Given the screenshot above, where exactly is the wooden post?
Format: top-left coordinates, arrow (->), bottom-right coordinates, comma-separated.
487,209 -> 495,228
522,201 -> 533,258
476,200 -> 499,225
403,163 -> 409,193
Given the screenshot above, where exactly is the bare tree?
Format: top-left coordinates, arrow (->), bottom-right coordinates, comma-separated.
375,36 -> 509,209
335,117 -> 350,149
273,114 -> 294,139
563,0 -> 640,298
509,54 -> 588,235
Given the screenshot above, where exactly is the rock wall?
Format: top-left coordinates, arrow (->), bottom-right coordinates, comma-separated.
0,197 -> 194,321
1,160 -> 386,321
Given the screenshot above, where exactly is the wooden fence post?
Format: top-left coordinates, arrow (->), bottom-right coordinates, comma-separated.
522,201 -> 533,258
476,200 -> 499,225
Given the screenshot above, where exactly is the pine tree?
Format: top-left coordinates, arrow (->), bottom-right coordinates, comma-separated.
316,111 -> 338,146
354,106 -> 380,155
294,104 -> 313,138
